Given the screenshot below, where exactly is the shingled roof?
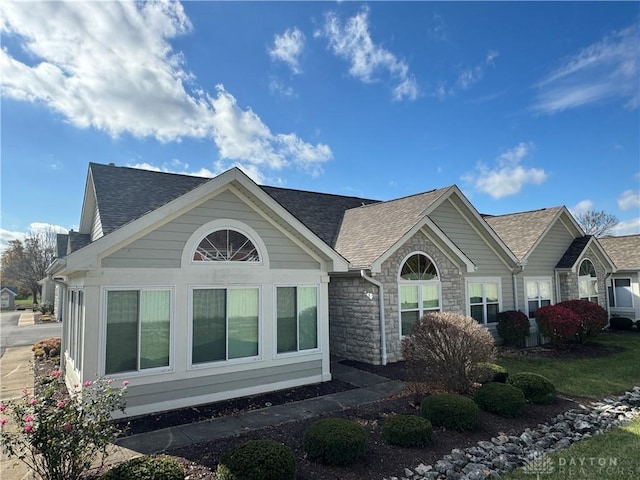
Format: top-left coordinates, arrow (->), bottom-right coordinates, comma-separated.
598,235 -> 640,270
556,235 -> 592,269
484,207 -> 564,260
88,163 -> 378,250
334,188 -> 450,267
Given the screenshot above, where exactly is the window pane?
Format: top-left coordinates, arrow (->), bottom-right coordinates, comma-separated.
588,280 -> 598,296
541,299 -> 551,308
485,283 -> 498,303
298,287 -> 318,350
228,289 -> 259,359
470,305 -> 484,323
614,280 -> 633,308
400,254 -> 437,280
140,290 -> 170,369
422,284 -> 439,309
526,282 -> 539,300
486,303 -> 499,323
579,280 -> 589,298
106,291 -> 139,374
192,289 -> 226,363
539,281 -> 551,300
194,230 -> 259,262
277,287 -> 297,353
401,310 -> 419,336
528,300 -> 539,318
469,283 -> 483,304
400,286 -> 419,310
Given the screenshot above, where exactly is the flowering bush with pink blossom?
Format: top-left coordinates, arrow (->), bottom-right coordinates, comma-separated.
0,370 -> 127,480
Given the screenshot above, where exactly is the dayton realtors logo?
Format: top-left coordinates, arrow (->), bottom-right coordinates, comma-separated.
523,454 -> 637,478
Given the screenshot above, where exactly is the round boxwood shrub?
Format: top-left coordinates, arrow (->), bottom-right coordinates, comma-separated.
101,456 -> 184,480
303,418 -> 366,466
497,310 -> 531,347
508,372 -> 556,404
216,440 -> 296,480
609,317 -> 634,331
474,382 -> 526,418
420,393 -> 479,431
381,415 -> 433,447
468,362 -> 509,384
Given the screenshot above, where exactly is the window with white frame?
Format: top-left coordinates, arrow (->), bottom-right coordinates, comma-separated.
608,278 -> 633,308
105,289 -> 172,375
525,278 -> 552,318
399,253 -> 441,336
192,287 -> 259,364
578,259 -> 598,304
468,280 -> 500,324
276,286 -> 318,354
193,229 -> 260,262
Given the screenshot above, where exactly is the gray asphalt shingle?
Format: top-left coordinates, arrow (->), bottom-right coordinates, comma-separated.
598,235 -> 640,270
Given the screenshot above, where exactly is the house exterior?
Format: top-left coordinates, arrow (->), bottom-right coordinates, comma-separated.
48,163 -> 620,417
0,286 -> 18,310
599,235 -> 640,320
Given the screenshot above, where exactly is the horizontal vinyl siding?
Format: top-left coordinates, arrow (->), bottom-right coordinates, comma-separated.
102,190 -> 320,269
429,198 -> 515,310
124,360 -> 322,410
91,207 -> 103,241
524,221 -> 575,276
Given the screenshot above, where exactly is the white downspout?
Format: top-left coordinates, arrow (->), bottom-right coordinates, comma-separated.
604,273 -> 613,326
361,270 -> 387,366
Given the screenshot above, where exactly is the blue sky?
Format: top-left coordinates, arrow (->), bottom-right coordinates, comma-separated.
1,1 -> 639,250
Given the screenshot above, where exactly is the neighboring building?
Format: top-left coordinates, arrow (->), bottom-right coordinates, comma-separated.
599,235 -> 640,321
46,163 -> 620,417
0,286 -> 18,310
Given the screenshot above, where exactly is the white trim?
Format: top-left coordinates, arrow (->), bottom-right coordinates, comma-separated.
183,219 -> 270,268
273,284 -> 321,359
100,286 -> 176,378
187,284 -> 263,370
465,277 -> 503,325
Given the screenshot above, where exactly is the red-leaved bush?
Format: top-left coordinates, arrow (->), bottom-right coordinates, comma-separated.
557,300 -> 607,344
496,311 -> 531,347
534,305 -> 581,348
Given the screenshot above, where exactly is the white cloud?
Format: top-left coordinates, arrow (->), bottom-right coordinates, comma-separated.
434,50 -> 499,100
463,142 -> 547,199
316,7 -> 418,101
268,77 -> 295,98
611,217 -> 640,236
268,27 -> 305,74
0,223 -> 68,253
128,161 -> 218,179
532,22 -> 639,114
0,1 -> 330,180
569,200 -> 594,217
618,189 -> 640,211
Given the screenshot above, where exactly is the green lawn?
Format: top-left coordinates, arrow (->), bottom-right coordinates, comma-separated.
497,333 -> 640,399
500,416 -> 640,480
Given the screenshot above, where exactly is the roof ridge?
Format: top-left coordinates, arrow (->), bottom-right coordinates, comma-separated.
263,185 -> 378,203
347,185 -> 451,211
485,205 -> 564,218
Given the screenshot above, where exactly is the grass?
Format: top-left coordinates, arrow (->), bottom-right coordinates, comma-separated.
497,333 -> 640,399
500,416 -> 640,479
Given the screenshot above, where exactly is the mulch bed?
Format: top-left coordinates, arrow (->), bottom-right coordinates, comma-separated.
31,340 -> 625,480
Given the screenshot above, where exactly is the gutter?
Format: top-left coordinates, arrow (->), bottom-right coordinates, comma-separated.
360,270 -> 387,366
604,273 -> 613,326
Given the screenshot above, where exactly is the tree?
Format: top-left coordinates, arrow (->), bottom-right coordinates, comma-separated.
575,209 -> 618,237
0,228 -> 58,303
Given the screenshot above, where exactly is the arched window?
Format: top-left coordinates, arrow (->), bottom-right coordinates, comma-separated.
193,229 -> 260,262
399,253 -> 441,336
578,259 -> 598,304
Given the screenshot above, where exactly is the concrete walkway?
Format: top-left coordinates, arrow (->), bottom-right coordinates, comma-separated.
1,315 -> 404,477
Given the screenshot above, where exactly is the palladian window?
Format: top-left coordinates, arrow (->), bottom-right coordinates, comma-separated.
578,259 -> 598,304
399,253 -> 440,336
193,229 -> 260,262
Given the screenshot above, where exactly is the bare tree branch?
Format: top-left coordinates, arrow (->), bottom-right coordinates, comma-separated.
575,210 -> 619,237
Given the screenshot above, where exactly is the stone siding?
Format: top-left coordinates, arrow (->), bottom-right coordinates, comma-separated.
558,246 -> 608,307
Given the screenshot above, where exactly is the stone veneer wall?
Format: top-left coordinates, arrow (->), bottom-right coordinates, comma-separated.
558,245 -> 608,307
329,230 -> 464,365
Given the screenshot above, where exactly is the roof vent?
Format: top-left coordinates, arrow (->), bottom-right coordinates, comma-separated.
108,162 -> 115,166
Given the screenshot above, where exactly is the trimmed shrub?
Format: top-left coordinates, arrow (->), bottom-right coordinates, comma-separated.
497,310 -> 531,347
402,312 -> 496,394
216,440 -> 296,480
609,317 -> 634,331
467,362 -> 509,384
303,418 -> 366,466
509,372 -> 556,404
381,415 -> 433,448
101,456 -> 184,480
32,337 -> 61,359
420,393 -> 479,431
474,382 -> 525,418
535,305 -> 581,348
558,299 -> 607,343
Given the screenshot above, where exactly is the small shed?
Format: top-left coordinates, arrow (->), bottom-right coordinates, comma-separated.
0,286 -> 18,310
